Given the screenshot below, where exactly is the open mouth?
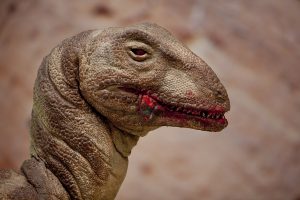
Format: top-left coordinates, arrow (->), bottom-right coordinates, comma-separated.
119,87 -> 228,126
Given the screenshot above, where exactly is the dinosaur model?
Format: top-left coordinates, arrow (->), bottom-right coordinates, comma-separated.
0,23 -> 230,200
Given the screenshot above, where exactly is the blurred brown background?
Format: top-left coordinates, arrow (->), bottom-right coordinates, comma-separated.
0,0 -> 300,199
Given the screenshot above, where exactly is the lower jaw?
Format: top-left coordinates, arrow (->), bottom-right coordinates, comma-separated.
157,111 -> 228,132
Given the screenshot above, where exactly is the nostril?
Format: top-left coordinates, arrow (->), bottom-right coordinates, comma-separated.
215,90 -> 224,98
216,90 -> 223,96
214,89 -> 226,103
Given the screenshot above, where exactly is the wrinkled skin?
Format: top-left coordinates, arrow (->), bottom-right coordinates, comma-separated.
0,23 -> 230,200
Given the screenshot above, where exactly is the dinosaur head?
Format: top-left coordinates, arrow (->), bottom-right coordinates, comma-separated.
80,23 -> 230,136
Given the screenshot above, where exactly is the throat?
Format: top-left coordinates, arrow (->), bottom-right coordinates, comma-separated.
108,122 -> 140,158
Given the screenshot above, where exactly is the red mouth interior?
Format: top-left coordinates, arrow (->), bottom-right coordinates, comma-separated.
120,87 -> 227,125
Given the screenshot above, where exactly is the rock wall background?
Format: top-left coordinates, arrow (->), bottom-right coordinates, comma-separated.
0,0 -> 299,199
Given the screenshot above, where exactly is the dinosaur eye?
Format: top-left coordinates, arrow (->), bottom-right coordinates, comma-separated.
129,48 -> 149,61
131,48 -> 147,56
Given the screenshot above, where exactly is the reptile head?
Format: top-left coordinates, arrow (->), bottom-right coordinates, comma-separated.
80,23 -> 230,136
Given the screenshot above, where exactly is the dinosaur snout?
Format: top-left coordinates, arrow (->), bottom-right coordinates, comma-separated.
214,86 -> 230,112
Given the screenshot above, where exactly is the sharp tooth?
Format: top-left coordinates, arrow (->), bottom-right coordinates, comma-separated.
216,114 -> 220,119
202,112 -> 205,117
176,107 -> 181,111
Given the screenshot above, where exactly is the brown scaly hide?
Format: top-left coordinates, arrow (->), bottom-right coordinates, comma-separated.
0,23 -> 230,200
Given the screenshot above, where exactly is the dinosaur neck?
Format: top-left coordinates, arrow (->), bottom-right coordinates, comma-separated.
30,34 -> 139,200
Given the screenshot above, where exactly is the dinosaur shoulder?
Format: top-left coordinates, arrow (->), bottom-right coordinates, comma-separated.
21,158 -> 70,200
0,168 -> 38,200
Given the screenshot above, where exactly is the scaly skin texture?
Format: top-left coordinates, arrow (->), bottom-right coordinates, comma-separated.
0,23 -> 230,200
